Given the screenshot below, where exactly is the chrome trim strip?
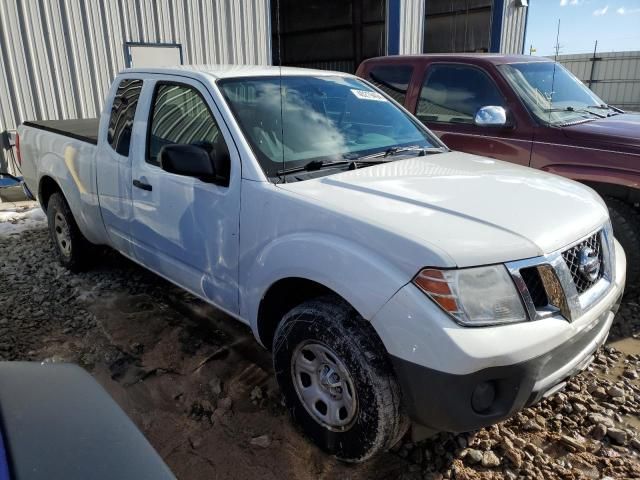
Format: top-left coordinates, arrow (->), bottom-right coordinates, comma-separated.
533,141 -> 640,158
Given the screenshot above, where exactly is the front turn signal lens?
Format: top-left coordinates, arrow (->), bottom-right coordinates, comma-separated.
413,269 -> 462,315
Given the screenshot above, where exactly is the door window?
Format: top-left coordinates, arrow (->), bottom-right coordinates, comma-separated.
367,65 -> 414,104
107,79 -> 143,156
147,83 -> 230,184
416,65 -> 504,124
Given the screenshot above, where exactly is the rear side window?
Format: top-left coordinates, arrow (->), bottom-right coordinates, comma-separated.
416,65 -> 505,124
107,79 -> 143,156
368,65 -> 413,104
147,83 -> 230,174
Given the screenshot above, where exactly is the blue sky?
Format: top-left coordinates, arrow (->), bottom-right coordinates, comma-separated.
524,0 -> 640,56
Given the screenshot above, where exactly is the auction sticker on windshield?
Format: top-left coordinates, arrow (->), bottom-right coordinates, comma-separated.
351,89 -> 387,102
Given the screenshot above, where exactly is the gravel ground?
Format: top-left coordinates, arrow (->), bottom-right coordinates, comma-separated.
0,204 -> 639,479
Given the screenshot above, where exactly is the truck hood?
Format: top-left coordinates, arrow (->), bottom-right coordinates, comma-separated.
279,152 -> 609,267
561,113 -> 640,151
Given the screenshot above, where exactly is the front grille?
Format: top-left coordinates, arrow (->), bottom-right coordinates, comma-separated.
520,267 -> 548,308
561,232 -> 604,295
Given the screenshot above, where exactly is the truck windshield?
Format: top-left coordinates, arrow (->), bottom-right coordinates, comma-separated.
498,62 -> 609,126
218,75 -> 438,179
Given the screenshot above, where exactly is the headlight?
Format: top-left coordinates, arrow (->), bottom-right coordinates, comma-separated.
413,265 -> 527,326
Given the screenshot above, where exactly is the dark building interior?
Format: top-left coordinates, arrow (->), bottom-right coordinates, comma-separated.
424,0 -> 493,53
271,0 -> 387,73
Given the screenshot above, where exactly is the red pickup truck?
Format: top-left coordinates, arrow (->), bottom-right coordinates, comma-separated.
357,54 -> 640,285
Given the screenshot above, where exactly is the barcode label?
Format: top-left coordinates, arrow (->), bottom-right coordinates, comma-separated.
350,89 -> 387,102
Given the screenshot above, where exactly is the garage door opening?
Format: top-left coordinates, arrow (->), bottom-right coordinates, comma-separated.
423,0 -> 493,53
271,0 -> 386,73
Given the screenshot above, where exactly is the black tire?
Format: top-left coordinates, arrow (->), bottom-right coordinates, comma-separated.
273,296 -> 408,462
46,192 -> 93,272
605,196 -> 640,287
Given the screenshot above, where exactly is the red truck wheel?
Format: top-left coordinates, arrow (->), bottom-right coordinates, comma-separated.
606,196 -> 640,287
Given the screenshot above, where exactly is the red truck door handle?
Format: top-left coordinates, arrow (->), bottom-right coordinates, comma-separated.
133,179 -> 152,191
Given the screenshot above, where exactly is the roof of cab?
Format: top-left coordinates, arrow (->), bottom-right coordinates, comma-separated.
123,64 -> 353,79
361,53 -> 553,66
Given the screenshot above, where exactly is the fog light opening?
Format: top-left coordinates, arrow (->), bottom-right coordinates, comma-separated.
471,381 -> 496,413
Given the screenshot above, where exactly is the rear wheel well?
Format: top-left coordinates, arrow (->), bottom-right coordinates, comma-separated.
257,278 -> 344,351
38,176 -> 62,212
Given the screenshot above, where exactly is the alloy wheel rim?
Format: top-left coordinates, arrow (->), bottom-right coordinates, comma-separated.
291,341 -> 357,431
54,212 -> 72,257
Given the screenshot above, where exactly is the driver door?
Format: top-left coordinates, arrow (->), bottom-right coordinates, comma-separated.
129,77 -> 240,314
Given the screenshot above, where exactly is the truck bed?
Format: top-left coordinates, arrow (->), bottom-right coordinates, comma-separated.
23,118 -> 99,145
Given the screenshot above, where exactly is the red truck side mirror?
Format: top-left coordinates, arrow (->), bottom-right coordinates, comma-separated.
474,106 -> 508,127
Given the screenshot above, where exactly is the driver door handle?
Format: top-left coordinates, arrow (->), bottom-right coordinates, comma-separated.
133,179 -> 152,191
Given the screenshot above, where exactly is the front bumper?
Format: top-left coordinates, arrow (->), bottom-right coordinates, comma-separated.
390,300 -> 618,432
371,240 -> 626,433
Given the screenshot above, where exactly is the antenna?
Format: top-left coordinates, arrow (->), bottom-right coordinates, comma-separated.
549,19 -> 561,123
276,0 -> 286,183
588,40 -> 598,89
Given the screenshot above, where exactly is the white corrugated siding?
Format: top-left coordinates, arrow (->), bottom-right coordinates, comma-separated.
499,0 -> 527,55
0,0 -> 270,174
557,51 -> 640,111
399,0 -> 424,55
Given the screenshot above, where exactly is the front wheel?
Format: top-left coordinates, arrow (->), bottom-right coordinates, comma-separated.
272,296 -> 407,462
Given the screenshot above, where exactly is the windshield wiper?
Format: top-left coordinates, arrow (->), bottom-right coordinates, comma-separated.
586,104 -> 624,116
347,145 -> 446,162
277,159 -> 352,175
385,145 -> 446,157
277,145 -> 447,175
544,106 -> 606,118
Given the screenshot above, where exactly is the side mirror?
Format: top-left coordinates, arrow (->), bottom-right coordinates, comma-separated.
159,144 -> 216,182
474,106 -> 508,127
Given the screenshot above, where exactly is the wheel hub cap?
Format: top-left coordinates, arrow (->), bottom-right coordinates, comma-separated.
54,212 -> 72,257
291,341 -> 357,431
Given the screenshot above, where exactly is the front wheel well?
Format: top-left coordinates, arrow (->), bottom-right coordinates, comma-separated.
38,176 -> 62,212
257,278 -> 348,351
582,181 -> 640,206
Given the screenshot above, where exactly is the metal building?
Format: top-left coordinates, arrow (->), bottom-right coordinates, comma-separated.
1,0 -> 529,174
557,51 -> 640,112
0,0 -> 270,174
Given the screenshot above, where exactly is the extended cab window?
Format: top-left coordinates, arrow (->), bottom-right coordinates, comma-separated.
147,83 -> 230,181
368,65 -> 413,104
108,79 -> 143,156
416,65 -> 504,124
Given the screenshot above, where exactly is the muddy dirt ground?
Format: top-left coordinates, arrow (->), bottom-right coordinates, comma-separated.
1,203 -> 639,479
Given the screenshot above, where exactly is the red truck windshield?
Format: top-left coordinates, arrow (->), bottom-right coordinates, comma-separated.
499,62 -> 609,126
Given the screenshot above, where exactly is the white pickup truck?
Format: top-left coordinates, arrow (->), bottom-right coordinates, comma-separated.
18,65 -> 626,462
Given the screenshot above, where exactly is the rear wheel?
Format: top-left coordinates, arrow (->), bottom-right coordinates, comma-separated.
272,296 -> 407,462
605,196 -> 640,287
46,193 -> 93,272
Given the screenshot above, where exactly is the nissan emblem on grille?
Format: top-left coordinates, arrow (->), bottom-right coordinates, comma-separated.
561,231 -> 604,295
578,246 -> 601,282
